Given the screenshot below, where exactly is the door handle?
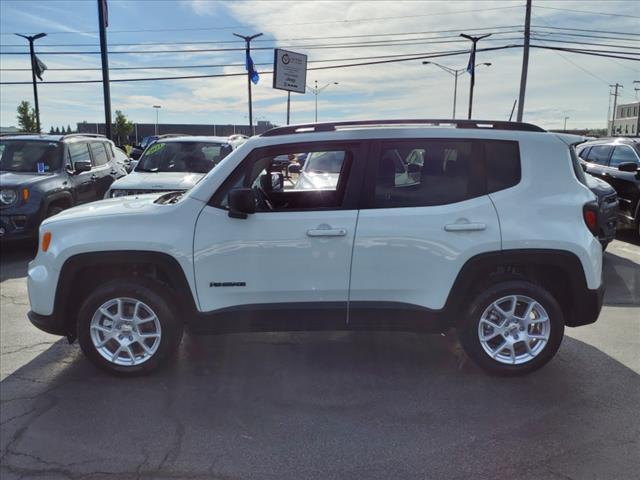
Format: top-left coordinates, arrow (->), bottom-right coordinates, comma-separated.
90,174 -> 98,180
307,227 -> 347,237
444,223 -> 486,232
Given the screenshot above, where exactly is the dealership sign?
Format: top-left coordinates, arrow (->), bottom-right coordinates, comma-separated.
273,49 -> 307,94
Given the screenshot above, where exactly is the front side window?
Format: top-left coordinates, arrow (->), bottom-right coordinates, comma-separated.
214,146 -> 352,212
68,142 -> 91,166
136,141 -> 225,174
609,145 -> 640,167
586,145 -> 613,165
0,140 -> 63,173
90,143 -> 109,166
373,140 -> 483,208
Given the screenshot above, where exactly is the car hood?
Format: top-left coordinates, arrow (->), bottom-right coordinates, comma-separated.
109,171 -> 205,191
44,194 -> 165,225
295,171 -> 340,190
0,171 -> 55,188
585,173 -> 616,198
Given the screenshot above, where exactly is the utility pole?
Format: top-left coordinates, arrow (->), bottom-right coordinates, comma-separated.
286,91 -> 291,125
634,81 -> 639,137
460,33 -> 491,120
15,33 -> 46,132
233,32 -> 263,135
516,0 -> 532,122
563,116 -> 569,132
423,61 -> 491,119
609,83 -> 623,135
153,105 -> 161,135
97,0 -> 112,139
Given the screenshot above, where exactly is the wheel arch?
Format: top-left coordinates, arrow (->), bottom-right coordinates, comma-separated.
55,251 -> 197,340
444,249 -> 599,328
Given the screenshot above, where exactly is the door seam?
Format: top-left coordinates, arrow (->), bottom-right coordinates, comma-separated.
346,209 -> 360,325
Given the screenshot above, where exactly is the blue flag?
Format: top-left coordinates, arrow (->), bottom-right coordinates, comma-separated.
466,47 -> 475,76
246,51 -> 259,85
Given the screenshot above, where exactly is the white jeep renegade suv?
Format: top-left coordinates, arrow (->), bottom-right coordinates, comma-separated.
27,120 -> 604,376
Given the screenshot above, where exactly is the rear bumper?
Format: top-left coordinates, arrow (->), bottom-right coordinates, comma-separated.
28,310 -> 68,336
569,283 -> 605,327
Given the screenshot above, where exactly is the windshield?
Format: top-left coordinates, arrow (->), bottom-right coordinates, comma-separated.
0,140 -> 63,173
303,151 -> 345,174
136,141 -> 228,173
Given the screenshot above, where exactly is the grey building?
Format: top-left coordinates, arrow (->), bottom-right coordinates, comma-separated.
76,120 -> 276,145
609,101 -> 639,137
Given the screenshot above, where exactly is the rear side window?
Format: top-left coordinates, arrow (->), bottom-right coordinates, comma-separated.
90,143 -> 109,166
373,140 -> 483,208
586,145 -> 612,165
609,145 -> 639,167
484,141 -> 521,193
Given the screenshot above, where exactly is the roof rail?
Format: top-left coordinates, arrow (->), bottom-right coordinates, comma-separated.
0,132 -> 48,137
62,133 -> 106,139
157,133 -> 189,138
261,119 -> 545,137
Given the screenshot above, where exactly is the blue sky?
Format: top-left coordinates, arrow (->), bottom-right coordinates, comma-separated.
0,0 -> 638,132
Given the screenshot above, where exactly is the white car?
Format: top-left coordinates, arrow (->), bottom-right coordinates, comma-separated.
106,136 -> 234,198
27,119 -> 604,376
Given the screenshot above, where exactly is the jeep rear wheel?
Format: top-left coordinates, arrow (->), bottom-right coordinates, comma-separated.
459,281 -> 564,376
77,279 -> 183,375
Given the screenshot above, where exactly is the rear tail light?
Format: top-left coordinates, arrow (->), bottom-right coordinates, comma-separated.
583,202 -> 599,235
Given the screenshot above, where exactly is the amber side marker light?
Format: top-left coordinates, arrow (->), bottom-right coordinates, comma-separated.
41,232 -> 52,252
21,188 -> 29,201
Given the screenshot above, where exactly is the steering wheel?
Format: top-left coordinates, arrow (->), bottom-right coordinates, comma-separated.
252,185 -> 273,211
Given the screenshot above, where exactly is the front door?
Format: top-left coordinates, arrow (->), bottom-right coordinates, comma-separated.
67,142 -> 97,204
607,145 -> 640,220
193,141 -> 365,328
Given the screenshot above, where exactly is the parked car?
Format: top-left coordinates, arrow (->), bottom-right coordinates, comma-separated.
584,173 -> 618,249
106,136 -> 235,198
27,119 -> 604,377
129,135 -> 158,160
577,137 -> 640,236
0,133 -> 126,241
113,146 -> 134,173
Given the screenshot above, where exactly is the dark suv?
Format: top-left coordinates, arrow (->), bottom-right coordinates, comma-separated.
577,137 -> 640,236
0,133 -> 126,241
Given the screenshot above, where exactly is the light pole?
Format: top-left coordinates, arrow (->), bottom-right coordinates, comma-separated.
422,61 -> 491,119
460,33 -> 492,120
563,116 -> 570,132
308,80 -> 339,122
153,105 -> 161,135
233,32 -> 263,135
15,32 -> 47,132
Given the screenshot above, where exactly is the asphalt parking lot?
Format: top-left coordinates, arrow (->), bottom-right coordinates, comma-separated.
1,234 -> 639,480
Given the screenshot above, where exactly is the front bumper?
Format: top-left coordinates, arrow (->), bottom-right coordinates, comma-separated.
0,212 -> 40,241
28,310 -> 68,336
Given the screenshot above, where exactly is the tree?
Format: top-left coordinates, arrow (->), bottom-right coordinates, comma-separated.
67,124 -> 73,133
54,126 -> 60,134
114,110 -> 133,145
16,101 -> 38,132
49,126 -> 55,134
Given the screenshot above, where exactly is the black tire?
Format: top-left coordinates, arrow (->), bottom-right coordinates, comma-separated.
77,278 -> 183,376
458,280 -> 564,376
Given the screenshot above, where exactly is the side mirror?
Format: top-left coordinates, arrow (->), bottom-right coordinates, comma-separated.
74,160 -> 92,174
288,163 -> 301,174
228,188 -> 255,219
617,162 -> 639,173
407,163 -> 421,174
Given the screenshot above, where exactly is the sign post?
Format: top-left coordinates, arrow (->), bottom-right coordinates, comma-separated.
273,49 -> 308,125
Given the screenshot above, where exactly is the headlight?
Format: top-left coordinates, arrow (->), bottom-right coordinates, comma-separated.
110,190 -> 128,198
0,189 -> 17,205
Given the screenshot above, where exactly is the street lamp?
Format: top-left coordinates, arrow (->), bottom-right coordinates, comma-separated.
460,33 -> 492,119
422,61 -> 491,119
563,116 -> 570,132
15,32 -> 47,132
153,105 -> 161,135
307,80 -> 339,122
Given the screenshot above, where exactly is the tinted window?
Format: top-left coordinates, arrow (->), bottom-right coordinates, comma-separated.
586,145 -> 612,165
90,143 -> 109,166
137,141 -> 225,173
610,145 -> 639,167
68,142 -> 91,165
0,140 -> 63,173
373,140 -> 482,208
484,141 -> 521,193
576,146 -> 590,160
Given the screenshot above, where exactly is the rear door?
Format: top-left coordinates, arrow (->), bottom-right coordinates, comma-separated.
349,138 -> 506,325
67,142 -> 96,204
89,141 -> 116,199
584,145 -> 613,182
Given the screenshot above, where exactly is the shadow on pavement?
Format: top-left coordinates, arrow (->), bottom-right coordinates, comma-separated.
615,229 -> 640,247
1,331 -> 638,480
0,243 -> 35,282
603,250 -> 640,306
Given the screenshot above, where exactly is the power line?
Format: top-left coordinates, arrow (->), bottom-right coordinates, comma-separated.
0,5 -> 524,36
533,5 -> 640,19
532,25 -> 640,37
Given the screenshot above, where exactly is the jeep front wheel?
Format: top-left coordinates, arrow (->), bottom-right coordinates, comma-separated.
77,279 -> 183,375
458,281 -> 564,376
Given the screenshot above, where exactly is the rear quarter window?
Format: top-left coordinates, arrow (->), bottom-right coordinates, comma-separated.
484,140 -> 521,193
